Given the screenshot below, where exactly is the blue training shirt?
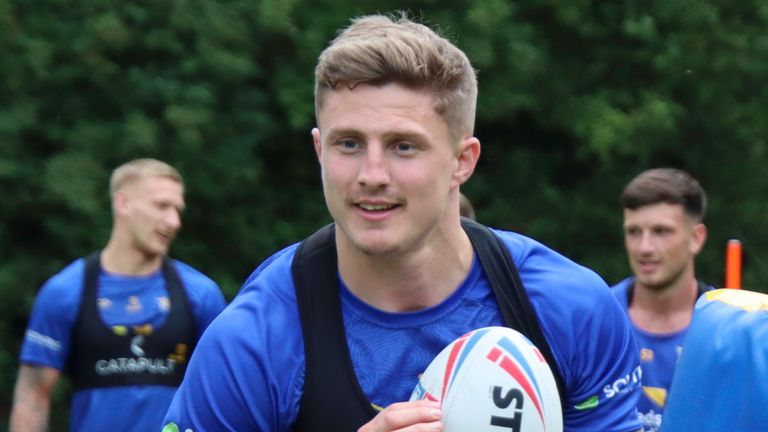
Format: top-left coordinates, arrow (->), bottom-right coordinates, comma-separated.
19,258 -> 226,431
612,277 -> 712,432
163,229 -> 641,431
663,289 -> 768,431
613,277 -> 685,432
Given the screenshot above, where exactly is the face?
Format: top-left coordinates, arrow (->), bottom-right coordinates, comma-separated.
623,203 -> 706,290
313,82 -> 479,256
115,176 -> 185,258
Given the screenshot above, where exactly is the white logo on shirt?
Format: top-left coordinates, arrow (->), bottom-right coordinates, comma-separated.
97,297 -> 113,310
157,296 -> 171,311
604,365 -> 642,398
25,330 -> 62,351
130,335 -> 146,357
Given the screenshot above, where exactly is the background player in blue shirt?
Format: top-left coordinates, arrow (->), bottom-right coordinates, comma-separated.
611,168 -> 712,432
164,13 -> 641,432
9,158 -> 226,432
663,289 -> 768,431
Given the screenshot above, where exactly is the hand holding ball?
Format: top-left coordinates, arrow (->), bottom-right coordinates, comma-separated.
410,326 -> 563,432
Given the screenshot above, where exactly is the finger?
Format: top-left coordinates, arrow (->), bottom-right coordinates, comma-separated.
359,400 -> 442,432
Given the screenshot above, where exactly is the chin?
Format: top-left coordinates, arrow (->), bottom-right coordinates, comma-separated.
355,231 -> 410,255
139,245 -> 167,260
339,223 -> 399,254
354,240 -> 402,256
639,279 -> 672,291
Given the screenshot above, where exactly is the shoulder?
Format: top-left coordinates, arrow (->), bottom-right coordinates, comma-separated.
168,259 -> 226,323
34,258 -> 87,311
237,243 -> 299,301
664,289 -> 768,429
491,228 -> 612,301
21,259 -> 87,367
220,243 -> 303,354
490,228 -> 625,337
688,289 -> 768,341
169,259 -> 223,300
610,277 -> 634,307
170,259 -> 220,291
610,276 -> 634,291
166,248 -> 306,430
699,280 -> 717,293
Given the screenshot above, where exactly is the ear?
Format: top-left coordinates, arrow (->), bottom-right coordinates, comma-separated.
690,223 -> 708,256
113,190 -> 131,217
312,128 -> 322,162
452,136 -> 481,187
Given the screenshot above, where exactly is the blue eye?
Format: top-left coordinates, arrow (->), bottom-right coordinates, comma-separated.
396,142 -> 413,152
340,139 -> 358,149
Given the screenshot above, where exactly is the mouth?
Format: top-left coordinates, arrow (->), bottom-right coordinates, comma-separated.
636,260 -> 660,271
353,200 -> 402,221
357,202 -> 399,212
157,232 -> 174,244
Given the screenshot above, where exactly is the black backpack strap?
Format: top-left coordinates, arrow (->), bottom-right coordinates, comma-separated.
69,251 -> 196,389
291,224 -> 377,431
292,220 -> 567,430
461,218 -> 568,409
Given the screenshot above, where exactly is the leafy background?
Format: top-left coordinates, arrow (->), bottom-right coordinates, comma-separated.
2,0 -> 768,429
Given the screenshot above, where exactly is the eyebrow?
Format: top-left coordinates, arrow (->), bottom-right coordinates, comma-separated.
324,128 -> 429,143
323,128 -> 364,142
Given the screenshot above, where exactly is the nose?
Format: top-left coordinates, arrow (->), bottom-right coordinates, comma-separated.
165,209 -> 182,232
636,231 -> 655,254
357,145 -> 390,189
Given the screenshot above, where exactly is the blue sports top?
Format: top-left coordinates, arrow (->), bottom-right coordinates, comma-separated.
163,228 -> 641,431
612,277 -> 691,432
663,289 -> 768,431
19,258 -> 226,432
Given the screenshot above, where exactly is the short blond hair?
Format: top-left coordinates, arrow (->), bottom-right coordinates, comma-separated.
109,158 -> 183,199
314,13 -> 478,141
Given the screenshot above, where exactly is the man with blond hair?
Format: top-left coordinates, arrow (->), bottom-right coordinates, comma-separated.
10,158 -> 226,432
164,13 -> 641,431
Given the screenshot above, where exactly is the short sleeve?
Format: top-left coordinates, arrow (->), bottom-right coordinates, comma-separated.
19,261 -> 85,370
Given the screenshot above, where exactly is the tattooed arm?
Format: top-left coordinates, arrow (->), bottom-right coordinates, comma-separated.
9,364 -> 61,432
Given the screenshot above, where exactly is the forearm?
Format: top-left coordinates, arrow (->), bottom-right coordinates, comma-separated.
9,365 -> 59,432
9,398 -> 50,432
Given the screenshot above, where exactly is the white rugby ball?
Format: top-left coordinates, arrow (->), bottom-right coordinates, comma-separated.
410,326 -> 563,432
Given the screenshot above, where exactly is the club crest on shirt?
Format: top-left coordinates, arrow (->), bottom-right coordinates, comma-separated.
640,348 -> 654,362
157,296 -> 171,311
126,295 -> 143,313
168,343 -> 190,365
97,297 -> 113,310
134,323 -> 154,335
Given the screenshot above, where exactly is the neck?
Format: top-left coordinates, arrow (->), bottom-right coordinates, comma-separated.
629,274 -> 699,333
100,237 -> 164,276
337,223 -> 474,313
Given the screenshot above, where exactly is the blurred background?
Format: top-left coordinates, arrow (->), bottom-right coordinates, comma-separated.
2,0 -> 768,428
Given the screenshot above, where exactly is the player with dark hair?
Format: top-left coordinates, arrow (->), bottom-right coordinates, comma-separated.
612,167 -> 712,432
